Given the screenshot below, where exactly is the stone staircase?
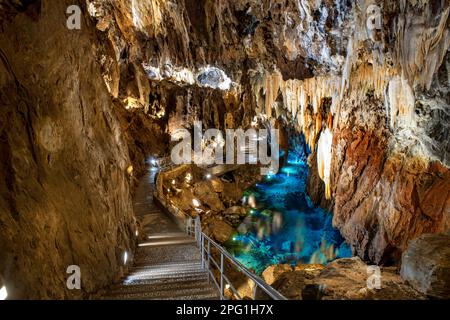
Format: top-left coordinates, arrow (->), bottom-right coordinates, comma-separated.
104,167 -> 219,300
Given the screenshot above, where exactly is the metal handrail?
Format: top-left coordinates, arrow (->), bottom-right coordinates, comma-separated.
156,192 -> 286,300
196,223 -> 287,300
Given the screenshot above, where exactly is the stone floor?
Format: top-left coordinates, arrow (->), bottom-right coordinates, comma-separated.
104,167 -> 219,300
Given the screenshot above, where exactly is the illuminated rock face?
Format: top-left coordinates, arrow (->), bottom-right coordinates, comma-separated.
0,0 -> 449,299
0,1 -> 136,299
400,233 -> 450,299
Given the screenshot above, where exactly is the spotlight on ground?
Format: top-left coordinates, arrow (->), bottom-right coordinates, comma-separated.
0,286 -> 7,300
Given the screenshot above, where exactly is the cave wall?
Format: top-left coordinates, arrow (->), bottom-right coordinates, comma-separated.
0,0 -> 137,299
1,0 -> 447,301
91,0 -> 450,265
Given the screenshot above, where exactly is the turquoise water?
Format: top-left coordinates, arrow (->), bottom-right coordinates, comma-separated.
225,152 -> 352,274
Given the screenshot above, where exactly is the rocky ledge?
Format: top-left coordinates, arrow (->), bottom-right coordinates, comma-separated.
260,257 -> 425,300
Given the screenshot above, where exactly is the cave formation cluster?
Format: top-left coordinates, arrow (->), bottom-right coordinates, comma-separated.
0,0 -> 449,299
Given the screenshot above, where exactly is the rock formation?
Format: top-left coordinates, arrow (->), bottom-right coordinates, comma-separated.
0,0 -> 138,299
0,0 -> 449,299
400,233 -> 450,299
84,0 -> 450,265
261,257 -> 425,300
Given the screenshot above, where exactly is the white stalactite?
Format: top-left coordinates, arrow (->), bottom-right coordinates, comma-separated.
317,128 -> 333,200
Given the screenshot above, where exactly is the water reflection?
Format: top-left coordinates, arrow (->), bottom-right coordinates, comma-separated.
225,154 -> 352,274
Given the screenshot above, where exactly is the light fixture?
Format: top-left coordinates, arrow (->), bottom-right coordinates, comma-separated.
127,165 -> 133,176
225,284 -> 230,290
251,116 -> 258,127
192,199 -> 201,207
0,286 -> 7,300
205,174 -> 212,179
135,230 -> 139,237
123,251 -> 128,265
171,179 -> 176,185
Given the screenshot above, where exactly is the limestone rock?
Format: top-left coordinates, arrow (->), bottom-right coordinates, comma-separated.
329,100 -> 450,264
261,264 -> 293,285
210,177 -> 224,193
177,189 -> 196,212
314,258 -> 424,300
223,206 -> 247,218
210,220 -> 234,244
0,0 -> 136,299
194,181 -> 225,212
221,183 -> 243,206
267,258 -> 424,300
400,233 -> 450,299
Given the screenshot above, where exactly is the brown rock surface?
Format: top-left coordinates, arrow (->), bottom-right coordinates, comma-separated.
330,125 -> 450,264
209,220 -> 234,244
400,233 -> 450,299
0,0 -> 136,299
266,258 -> 425,300
194,181 -> 225,212
261,264 -> 293,285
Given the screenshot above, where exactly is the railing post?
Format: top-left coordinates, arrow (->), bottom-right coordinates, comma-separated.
207,239 -> 211,283
252,280 -> 257,300
220,252 -> 224,300
201,233 -> 205,269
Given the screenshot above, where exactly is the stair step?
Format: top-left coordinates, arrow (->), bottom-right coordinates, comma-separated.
126,268 -> 205,281
125,269 -> 209,283
122,272 -> 208,286
132,260 -> 202,270
107,284 -> 218,300
146,232 -> 188,240
129,262 -> 203,273
110,278 -> 212,295
138,238 -> 196,247
102,168 -> 219,300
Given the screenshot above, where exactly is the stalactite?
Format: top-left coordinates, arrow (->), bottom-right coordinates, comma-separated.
264,72 -> 283,118
317,128 -> 333,200
396,6 -> 450,90
386,75 -> 416,130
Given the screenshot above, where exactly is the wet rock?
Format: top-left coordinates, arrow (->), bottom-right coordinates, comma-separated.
194,181 -> 225,212
0,0 -> 136,299
177,189 -> 196,211
301,284 -> 326,300
266,258 -> 425,300
315,258 -> 424,300
210,177 -> 224,193
294,264 -> 325,277
262,264 -> 293,285
221,183 -> 243,207
400,233 -> 450,299
210,220 -> 234,244
223,206 -> 247,218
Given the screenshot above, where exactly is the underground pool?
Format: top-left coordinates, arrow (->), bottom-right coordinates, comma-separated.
224,151 -> 352,275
